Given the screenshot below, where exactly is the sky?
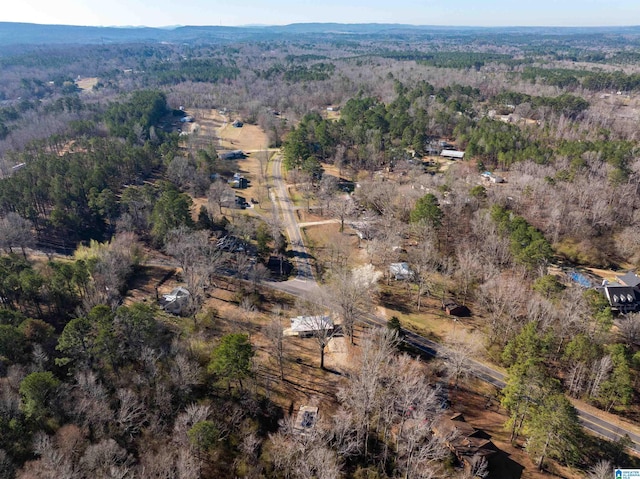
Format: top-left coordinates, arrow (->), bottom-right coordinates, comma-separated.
1,0 -> 639,28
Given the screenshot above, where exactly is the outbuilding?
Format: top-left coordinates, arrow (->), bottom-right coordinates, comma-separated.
160,287 -> 191,315
440,149 -> 465,160
390,262 -> 413,281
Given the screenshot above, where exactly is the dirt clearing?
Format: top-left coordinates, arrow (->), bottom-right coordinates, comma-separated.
182,108 -> 276,218
76,77 -> 98,91
188,108 -> 269,152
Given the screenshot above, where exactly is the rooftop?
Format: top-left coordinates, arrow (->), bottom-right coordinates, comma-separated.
290,315 -> 333,333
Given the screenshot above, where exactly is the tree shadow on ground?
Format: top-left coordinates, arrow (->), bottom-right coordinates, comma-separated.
379,290 -> 412,314
266,256 -> 293,281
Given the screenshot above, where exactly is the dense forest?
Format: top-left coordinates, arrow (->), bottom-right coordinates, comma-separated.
2,23 -> 640,479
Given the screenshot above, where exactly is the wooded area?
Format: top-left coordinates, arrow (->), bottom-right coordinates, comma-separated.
2,23 -> 640,478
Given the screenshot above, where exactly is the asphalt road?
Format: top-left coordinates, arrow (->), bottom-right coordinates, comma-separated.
356,311 -> 640,454
269,154 -> 317,283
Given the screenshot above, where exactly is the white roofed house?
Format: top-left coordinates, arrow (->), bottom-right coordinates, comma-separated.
160,286 -> 191,315
288,315 -> 334,338
390,262 -> 413,281
440,149 -> 465,160
287,314 -> 336,369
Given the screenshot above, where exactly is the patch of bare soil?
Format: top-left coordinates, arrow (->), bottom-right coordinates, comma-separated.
76,77 -> 98,91
324,336 -> 352,373
188,108 -> 269,152
294,207 -> 325,223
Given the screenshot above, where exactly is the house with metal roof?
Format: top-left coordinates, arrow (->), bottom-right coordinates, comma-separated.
440,149 -> 465,160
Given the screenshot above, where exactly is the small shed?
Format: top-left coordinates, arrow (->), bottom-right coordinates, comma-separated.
443,302 -> 471,317
160,287 -> 190,315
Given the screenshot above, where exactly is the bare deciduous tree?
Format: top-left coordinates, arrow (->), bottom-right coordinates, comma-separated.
0,212 -> 35,257
207,180 -> 233,217
329,264 -> 382,344
79,438 -> 132,478
116,388 -> 147,438
586,459 -> 612,479
328,195 -> 356,233
268,416 -> 342,479
170,353 -> 202,396
165,227 -> 225,315
478,271 -> 529,346
301,312 -> 335,370
587,355 -> 612,399
409,239 -> 440,312
264,315 -> 286,380
618,313 -> 640,346
444,329 -> 482,389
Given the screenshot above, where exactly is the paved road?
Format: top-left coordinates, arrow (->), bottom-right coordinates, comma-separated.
269,154 -> 317,284
355,311 -> 640,454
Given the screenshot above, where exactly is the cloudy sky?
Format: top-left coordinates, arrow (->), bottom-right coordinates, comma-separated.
1,0 -> 638,27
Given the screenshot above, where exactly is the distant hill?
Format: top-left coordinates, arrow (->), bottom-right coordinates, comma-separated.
0,21 -> 639,46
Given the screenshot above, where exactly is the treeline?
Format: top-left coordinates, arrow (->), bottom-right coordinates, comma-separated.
0,94 -> 88,144
376,50 -> 521,69
145,58 -> 240,85
0,90 -> 181,242
256,62 -> 336,82
104,90 -> 170,140
493,91 -> 589,118
455,118 -> 549,167
284,53 -> 329,62
282,81 -> 482,172
522,66 -> 640,92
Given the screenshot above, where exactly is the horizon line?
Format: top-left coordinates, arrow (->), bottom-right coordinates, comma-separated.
1,20 -> 639,29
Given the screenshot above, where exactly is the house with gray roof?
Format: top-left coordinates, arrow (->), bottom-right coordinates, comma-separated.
601,271 -> 640,313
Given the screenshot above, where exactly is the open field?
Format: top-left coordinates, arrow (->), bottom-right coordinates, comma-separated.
187,108 -> 269,152
184,108 -> 275,219
76,76 -> 98,90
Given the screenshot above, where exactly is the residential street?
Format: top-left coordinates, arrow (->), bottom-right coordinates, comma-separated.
268,154 -> 317,286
